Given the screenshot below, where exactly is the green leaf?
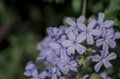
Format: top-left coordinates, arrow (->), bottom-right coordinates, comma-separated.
89,73 -> 102,79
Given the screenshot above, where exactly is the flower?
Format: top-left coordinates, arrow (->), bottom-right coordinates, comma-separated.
100,72 -> 112,79
96,12 -> 114,29
58,52 -> 78,74
92,50 -> 117,72
24,61 -> 45,79
65,16 -> 85,35
77,19 -> 101,45
48,67 -> 61,79
96,28 -> 116,50
62,31 -> 86,55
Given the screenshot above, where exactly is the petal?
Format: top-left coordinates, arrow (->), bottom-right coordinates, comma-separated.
75,44 -> 86,54
62,67 -> 69,74
77,32 -> 86,43
77,16 -> 85,23
51,74 -> 57,79
49,42 -> 61,49
87,33 -> 94,45
39,71 -> 48,78
114,32 -> 120,39
65,17 -> 76,26
88,18 -> 94,23
100,50 -> 109,58
107,28 -> 114,38
91,30 -> 102,36
32,69 -> 38,77
69,66 -> 77,72
103,60 -> 112,69
102,20 -> 114,28
67,45 -> 76,55
106,52 -> 117,61
98,12 -> 105,23
108,39 -> 116,48
62,40 -> 73,47
94,61 -> 103,72
24,71 -> 31,76
77,22 -> 86,31
88,19 -> 97,29
92,55 -> 101,62
103,42 -> 109,50
81,74 -> 89,79
70,61 -> 77,67
67,32 -> 76,41
65,26 -> 74,34
96,38 -> 104,47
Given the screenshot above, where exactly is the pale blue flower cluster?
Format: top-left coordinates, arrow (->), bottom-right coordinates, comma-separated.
24,13 -> 120,79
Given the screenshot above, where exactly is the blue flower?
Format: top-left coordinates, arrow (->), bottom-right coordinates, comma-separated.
24,61 -> 43,79
58,52 -> 78,74
100,72 -> 112,79
96,28 -> 116,50
62,32 -> 86,55
48,67 -> 61,79
77,19 -> 101,45
65,16 -> 85,35
92,50 -> 117,72
96,12 -> 114,29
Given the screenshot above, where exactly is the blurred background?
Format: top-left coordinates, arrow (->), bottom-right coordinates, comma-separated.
0,0 -> 120,79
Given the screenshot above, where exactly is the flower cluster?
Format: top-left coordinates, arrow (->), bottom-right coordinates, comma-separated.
24,13 -> 120,79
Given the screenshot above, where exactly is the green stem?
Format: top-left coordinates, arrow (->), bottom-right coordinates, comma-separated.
82,0 -> 87,16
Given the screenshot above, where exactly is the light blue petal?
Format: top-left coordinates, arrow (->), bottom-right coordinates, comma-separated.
77,16 -> 85,23
94,61 -> 103,72
67,45 -> 76,55
106,52 -> 117,61
87,19 -> 97,29
49,42 -> 61,49
87,33 -> 94,45
62,40 -> 73,47
77,23 -> 86,31
96,38 -> 104,47
103,60 -> 112,69
91,30 -> 102,36
75,44 -> 86,54
92,55 -> 101,62
108,39 -> 116,48
65,17 -> 76,26
98,12 -> 105,24
51,74 -> 57,79
102,20 -> 114,28
77,32 -> 86,43
67,32 -> 76,41
114,32 -> 120,39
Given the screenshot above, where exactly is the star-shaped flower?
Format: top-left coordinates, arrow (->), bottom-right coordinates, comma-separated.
65,16 -> 85,35
92,50 -> 117,72
100,72 -> 112,79
58,52 -> 78,74
48,67 -> 61,79
62,32 -> 86,55
96,28 -> 116,50
96,12 -> 114,29
77,19 -> 101,45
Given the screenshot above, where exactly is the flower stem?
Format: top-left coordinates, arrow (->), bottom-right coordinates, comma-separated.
82,0 -> 87,16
